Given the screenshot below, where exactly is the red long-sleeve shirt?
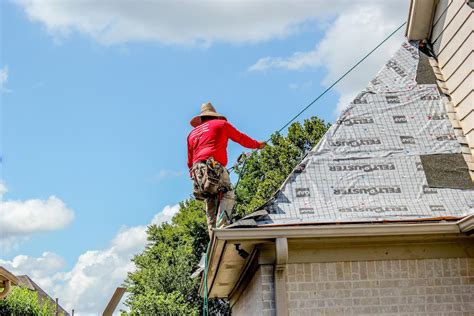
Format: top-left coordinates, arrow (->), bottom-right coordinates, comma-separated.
187,119 -> 260,174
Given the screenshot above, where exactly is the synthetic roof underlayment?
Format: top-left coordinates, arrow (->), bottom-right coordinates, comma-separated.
257,41 -> 474,225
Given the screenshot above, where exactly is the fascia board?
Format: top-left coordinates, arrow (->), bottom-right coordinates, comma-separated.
199,238 -> 226,297
203,221 -> 469,298
0,267 -> 19,285
214,222 -> 461,241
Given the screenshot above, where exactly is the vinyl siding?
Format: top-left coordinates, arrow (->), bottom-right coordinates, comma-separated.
431,0 -> 474,172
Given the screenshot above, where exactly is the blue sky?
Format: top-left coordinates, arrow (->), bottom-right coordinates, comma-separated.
1,1 -> 333,258
0,0 -> 408,314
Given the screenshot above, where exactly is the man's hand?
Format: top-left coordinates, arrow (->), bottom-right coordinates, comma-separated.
258,141 -> 267,149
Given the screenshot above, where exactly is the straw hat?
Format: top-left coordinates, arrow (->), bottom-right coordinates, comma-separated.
190,102 -> 227,127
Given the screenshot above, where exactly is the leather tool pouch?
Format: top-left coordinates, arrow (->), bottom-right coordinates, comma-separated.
193,157 -> 225,200
202,158 -> 221,195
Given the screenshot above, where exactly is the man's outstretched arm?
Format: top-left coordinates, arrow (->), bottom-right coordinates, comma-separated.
225,122 -> 265,149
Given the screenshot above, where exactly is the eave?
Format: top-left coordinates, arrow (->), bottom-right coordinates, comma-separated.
215,220 -> 462,240
0,266 -> 19,299
200,218 -> 474,299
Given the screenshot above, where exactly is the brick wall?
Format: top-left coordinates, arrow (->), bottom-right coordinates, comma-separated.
286,258 -> 474,315
232,265 -> 275,316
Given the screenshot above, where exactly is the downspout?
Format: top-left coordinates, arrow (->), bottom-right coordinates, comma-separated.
102,287 -> 126,316
458,214 -> 474,233
274,238 -> 288,316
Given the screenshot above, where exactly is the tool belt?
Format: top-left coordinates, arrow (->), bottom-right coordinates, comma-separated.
192,157 -> 229,200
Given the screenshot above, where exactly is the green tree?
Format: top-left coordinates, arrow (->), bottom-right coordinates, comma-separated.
234,117 -> 330,217
124,116 -> 329,315
0,285 -> 61,316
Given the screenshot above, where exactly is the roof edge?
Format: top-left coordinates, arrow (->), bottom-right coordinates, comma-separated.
203,220 -> 471,298
0,267 -> 19,285
215,221 -> 462,240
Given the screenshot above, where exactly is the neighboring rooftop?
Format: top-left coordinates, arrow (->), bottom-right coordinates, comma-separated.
17,275 -> 70,315
0,266 -> 70,316
233,41 -> 474,227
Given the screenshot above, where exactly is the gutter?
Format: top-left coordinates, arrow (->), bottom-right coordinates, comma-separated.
405,0 -> 437,40
103,287 -> 126,316
214,221 -> 462,240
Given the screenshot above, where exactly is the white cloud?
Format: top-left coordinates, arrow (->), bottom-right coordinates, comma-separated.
0,252 -> 66,291
111,226 -> 148,254
249,1 -> 409,115
249,51 -> 321,72
13,0 -> 352,45
1,196 -> 74,236
0,182 -> 7,197
12,1 -> 409,115
0,183 -> 74,252
151,204 -> 180,226
52,241 -> 140,314
0,65 -> 8,91
1,204 -> 180,315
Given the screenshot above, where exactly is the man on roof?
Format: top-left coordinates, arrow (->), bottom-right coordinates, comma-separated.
187,102 -> 265,236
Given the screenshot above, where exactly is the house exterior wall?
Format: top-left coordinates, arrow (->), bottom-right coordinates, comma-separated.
287,258 -> 474,315
430,0 -> 474,164
233,258 -> 474,315
232,265 -> 275,316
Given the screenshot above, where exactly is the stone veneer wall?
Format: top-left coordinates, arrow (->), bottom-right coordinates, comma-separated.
286,258 -> 474,315
232,265 -> 275,316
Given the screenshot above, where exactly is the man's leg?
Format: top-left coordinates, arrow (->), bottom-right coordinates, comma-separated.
216,168 -> 235,227
217,190 -> 235,227
192,162 -> 218,237
205,196 -> 218,237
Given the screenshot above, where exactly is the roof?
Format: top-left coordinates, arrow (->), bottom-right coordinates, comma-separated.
202,41 -> 474,299
0,266 -> 19,299
0,266 -> 19,285
16,274 -> 70,316
241,41 -> 474,227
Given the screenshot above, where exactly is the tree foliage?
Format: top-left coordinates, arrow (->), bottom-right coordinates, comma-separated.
0,286 -> 61,316
124,199 -> 228,315
124,117 -> 329,315
234,117 -> 330,217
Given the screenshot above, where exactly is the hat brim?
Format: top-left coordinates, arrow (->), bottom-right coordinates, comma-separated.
190,111 -> 227,127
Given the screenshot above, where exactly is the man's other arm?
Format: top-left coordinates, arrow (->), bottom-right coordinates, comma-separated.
187,136 -> 193,177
